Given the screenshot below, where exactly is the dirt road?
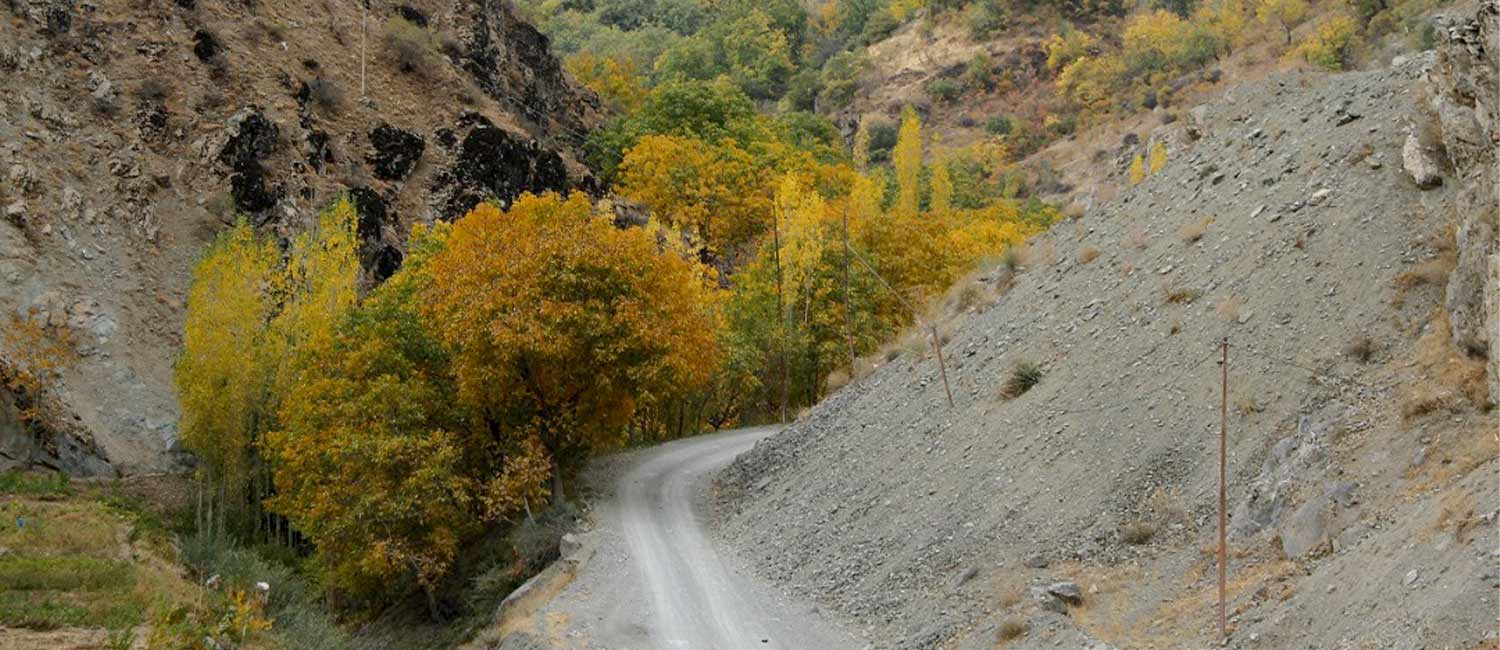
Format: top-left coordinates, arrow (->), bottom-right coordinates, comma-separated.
500,427 -> 860,650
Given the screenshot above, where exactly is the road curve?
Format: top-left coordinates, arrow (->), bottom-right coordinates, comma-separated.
616,427 -> 857,650
512,427 -> 861,650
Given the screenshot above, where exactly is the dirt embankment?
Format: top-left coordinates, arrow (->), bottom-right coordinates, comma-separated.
716,5 -> 1498,647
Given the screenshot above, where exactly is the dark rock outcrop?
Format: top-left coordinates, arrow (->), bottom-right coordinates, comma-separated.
431,115 -> 570,219
368,123 -> 425,181
217,107 -> 283,214
454,0 -> 600,141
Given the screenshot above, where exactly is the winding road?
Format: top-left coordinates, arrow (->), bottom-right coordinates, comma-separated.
503,427 -> 859,650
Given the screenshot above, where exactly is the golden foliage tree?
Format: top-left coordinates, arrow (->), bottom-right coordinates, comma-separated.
1148,141 -> 1169,175
175,220 -> 280,536
423,193 -> 722,488
616,134 -> 773,260
1257,0 -> 1311,43
1128,154 -> 1147,185
565,52 -> 649,113
893,108 -> 924,216
176,199 -> 359,540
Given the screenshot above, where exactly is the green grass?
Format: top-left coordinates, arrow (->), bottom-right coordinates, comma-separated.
0,470 -> 71,496
0,555 -> 136,591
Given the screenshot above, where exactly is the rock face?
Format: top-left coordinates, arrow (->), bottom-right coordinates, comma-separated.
1429,0 -> 1499,401
0,0 -> 600,473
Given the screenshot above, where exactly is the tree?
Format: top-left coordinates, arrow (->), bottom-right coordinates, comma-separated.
176,221 -> 279,539
852,117 -> 872,170
422,193 -> 722,492
1148,140 -> 1168,175
565,52 -> 648,113
1257,0 -> 1310,43
930,157 -> 954,215
263,224 -> 551,614
176,199 -> 360,541
1128,154 -> 1147,185
616,134 -> 773,260
893,108 -> 923,216
1290,14 -> 1359,70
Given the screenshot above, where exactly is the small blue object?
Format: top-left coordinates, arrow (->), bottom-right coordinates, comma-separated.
15,516 -> 23,529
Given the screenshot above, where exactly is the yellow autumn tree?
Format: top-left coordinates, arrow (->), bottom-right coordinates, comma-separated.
1148,141 -> 1169,175
175,220 -> 279,537
423,193 -> 722,491
616,134 -> 773,260
852,117 -> 872,171
893,108 -> 924,216
176,199 -> 359,540
565,52 -> 648,113
1128,154 -> 1147,185
1257,0 -> 1310,43
929,156 -> 954,216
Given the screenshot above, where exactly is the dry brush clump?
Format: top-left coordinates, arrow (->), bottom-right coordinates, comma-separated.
996,616 -> 1027,643
1120,520 -> 1156,545
1077,246 -> 1101,264
1164,286 -> 1202,305
1178,216 -> 1213,244
1001,361 -> 1044,399
383,16 -> 439,77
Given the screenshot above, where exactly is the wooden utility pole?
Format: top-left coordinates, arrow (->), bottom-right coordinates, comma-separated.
1219,337 -> 1228,640
844,243 -> 954,408
360,1 -> 368,99
840,208 -> 856,367
772,197 -> 789,424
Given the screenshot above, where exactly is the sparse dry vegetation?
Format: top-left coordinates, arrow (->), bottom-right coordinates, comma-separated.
1164,287 -> 1202,305
1001,361 -> 1043,399
1178,217 -> 1213,244
383,16 -> 439,77
996,616 -> 1027,643
1345,336 -> 1376,362
1215,295 -> 1242,321
1120,521 -> 1156,545
1077,246 -> 1101,264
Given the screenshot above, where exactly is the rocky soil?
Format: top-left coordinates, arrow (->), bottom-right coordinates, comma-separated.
0,0 -> 600,474
717,4 -> 1499,648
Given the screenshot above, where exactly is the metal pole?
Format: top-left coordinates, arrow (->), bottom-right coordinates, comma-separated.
1219,337 -> 1228,640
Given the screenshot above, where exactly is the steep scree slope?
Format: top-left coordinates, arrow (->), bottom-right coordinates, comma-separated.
0,0 -> 600,474
717,17 -> 1497,650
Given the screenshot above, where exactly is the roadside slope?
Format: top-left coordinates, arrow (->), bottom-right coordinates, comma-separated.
717,18 -> 1497,650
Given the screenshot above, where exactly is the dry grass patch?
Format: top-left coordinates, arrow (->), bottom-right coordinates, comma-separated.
1000,361 -> 1044,399
1430,489 -> 1480,543
995,616 -> 1027,644
1178,217 -> 1214,244
1021,238 -> 1057,267
1120,521 -> 1155,545
825,368 -> 851,391
1344,335 -> 1376,362
1215,295 -> 1242,321
1077,246 -> 1101,264
1164,287 -> 1202,305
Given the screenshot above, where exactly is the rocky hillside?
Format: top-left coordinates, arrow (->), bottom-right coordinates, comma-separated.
0,0 -> 601,475
717,2 -> 1497,648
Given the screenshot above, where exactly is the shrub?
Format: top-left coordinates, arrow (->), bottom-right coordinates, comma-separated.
1345,336 -> 1375,362
1121,520 -> 1156,544
135,77 -> 171,102
1178,216 -> 1212,243
1290,14 -> 1358,70
861,9 -> 901,45
304,77 -> 343,113
1164,287 -> 1202,304
967,0 -> 1007,38
985,115 -> 1012,135
926,78 -> 963,104
997,616 -> 1027,641
1077,246 -> 1101,264
383,16 -> 438,77
1002,361 -> 1043,398
964,53 -> 995,91
865,120 -> 899,163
